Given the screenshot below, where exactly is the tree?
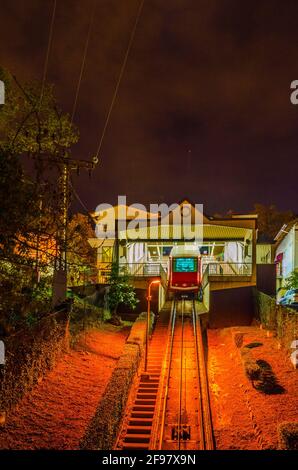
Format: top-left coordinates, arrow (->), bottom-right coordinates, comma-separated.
285,271 -> 298,290
253,204 -> 294,239
0,68 -> 78,264
107,263 -> 139,319
0,68 -> 78,329
0,148 -> 38,259
67,213 -> 96,286
0,67 -> 78,157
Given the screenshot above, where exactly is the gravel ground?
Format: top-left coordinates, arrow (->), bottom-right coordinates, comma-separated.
208,326 -> 297,450
0,324 -> 130,449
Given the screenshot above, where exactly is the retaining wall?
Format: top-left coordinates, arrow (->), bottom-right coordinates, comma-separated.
80,312 -> 153,450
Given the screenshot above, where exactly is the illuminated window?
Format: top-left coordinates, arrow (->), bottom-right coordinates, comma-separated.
173,257 -> 197,272
102,246 -> 113,262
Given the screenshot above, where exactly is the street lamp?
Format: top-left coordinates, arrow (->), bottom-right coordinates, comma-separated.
145,279 -> 160,373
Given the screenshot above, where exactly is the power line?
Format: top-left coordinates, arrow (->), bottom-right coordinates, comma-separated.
93,0 -> 145,161
71,0 -> 97,124
69,176 -> 92,215
39,0 -> 57,109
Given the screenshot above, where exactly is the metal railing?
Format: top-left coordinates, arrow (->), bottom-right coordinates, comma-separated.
97,262 -> 168,283
203,262 -> 252,276
96,261 -> 252,284
118,262 -> 167,277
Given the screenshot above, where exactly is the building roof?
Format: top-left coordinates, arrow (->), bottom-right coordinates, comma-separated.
274,218 -> 298,244
119,223 -> 252,241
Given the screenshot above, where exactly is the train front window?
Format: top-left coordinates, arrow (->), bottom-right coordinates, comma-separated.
173,257 -> 197,272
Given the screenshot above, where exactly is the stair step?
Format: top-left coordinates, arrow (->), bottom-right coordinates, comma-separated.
124,435 -> 150,443
128,418 -> 153,426
139,380 -> 159,385
122,443 -> 149,450
137,394 -> 157,399
126,426 -> 152,434
134,400 -> 156,405
131,411 -> 154,418
137,388 -> 158,393
133,405 -> 155,411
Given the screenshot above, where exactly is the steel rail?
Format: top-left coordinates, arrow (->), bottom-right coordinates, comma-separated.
192,300 -> 206,449
177,299 -> 185,450
152,299 -> 214,451
149,299 -> 176,449
156,299 -> 177,449
193,300 -> 215,450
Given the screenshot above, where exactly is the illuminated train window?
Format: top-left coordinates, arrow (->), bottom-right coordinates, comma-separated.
173,258 -> 197,272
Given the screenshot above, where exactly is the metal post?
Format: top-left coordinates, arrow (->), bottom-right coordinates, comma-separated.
145,279 -> 160,373
61,162 -> 69,272
145,281 -> 151,373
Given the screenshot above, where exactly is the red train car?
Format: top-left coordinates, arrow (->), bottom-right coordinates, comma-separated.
168,246 -> 202,294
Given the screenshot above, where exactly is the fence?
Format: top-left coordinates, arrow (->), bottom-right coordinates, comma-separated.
254,290 -> 298,353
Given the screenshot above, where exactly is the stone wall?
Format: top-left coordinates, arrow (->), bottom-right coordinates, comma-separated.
80,312 -> 153,450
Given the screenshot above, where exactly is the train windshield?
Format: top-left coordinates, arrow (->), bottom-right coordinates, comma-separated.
173,257 -> 198,272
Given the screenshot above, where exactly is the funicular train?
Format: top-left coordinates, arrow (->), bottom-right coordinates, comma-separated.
168,246 -> 202,298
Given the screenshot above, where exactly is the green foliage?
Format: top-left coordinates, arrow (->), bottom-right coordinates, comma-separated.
0,68 -> 79,331
67,213 -> 96,286
107,263 -> 139,315
0,261 -> 52,334
69,295 -> 109,341
285,270 -> 298,290
0,68 -> 78,264
0,148 -> 40,259
0,68 -> 78,156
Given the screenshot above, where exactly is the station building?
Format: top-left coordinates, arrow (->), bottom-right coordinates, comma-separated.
274,218 -> 298,297
88,199 -> 274,327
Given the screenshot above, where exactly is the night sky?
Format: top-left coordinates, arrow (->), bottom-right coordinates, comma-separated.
1,0 -> 298,215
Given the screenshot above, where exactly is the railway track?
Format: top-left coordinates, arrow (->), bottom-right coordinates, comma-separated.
116,299 -> 214,450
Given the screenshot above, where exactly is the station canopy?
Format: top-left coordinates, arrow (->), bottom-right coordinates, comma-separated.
118,224 -> 252,241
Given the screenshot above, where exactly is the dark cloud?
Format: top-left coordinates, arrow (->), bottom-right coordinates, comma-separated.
1,0 -> 298,214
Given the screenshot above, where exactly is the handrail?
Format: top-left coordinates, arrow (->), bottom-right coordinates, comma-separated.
150,299 -> 177,450
192,300 -> 205,448
193,302 -> 214,450
203,262 -> 252,276
97,261 -> 252,284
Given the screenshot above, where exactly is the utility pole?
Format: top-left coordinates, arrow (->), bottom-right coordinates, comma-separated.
51,154 -> 98,307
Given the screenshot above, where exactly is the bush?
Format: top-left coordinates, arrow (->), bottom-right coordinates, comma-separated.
0,309 -> 69,413
69,295 -> 110,340
278,422 -> 298,450
240,347 -> 261,382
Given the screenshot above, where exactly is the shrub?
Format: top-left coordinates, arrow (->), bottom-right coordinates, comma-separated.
240,347 -> 261,382
69,295 -> 109,340
278,422 -> 298,450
